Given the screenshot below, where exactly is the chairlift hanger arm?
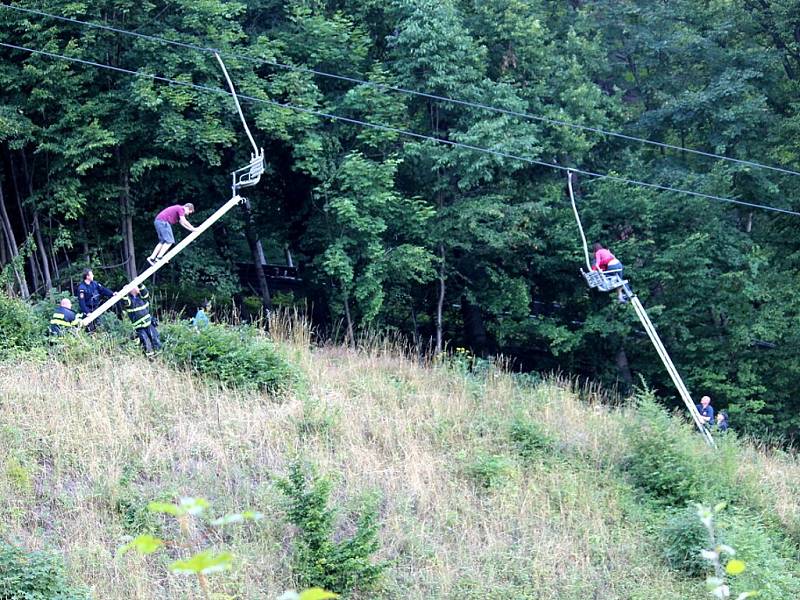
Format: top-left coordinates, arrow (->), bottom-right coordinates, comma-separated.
214,52 -> 259,158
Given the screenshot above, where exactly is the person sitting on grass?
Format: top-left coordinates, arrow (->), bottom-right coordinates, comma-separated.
147,203 -> 197,266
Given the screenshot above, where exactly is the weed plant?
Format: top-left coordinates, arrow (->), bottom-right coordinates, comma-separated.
0,539 -> 90,599
160,321 -> 299,392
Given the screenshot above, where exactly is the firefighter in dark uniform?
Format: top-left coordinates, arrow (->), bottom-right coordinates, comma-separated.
77,268 -> 115,332
49,298 -> 81,336
122,285 -> 162,357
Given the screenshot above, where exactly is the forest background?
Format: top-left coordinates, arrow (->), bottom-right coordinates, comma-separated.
2,0 -> 800,441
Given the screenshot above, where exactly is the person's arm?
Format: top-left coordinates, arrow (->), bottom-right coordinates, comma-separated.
78,288 -> 89,314
179,215 -> 197,232
140,287 -> 150,300
97,283 -> 116,299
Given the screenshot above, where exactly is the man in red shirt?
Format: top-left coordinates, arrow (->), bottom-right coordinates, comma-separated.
147,203 -> 197,265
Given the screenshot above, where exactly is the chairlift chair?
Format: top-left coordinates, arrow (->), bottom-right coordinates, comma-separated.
581,269 -> 628,292
232,149 -> 265,192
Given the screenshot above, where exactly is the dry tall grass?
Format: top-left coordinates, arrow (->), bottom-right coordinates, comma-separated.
0,326 -> 796,599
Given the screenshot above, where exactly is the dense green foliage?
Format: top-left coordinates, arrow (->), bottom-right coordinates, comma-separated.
160,322 -> 298,392
276,461 -> 384,596
0,540 -> 90,600
0,293 -> 47,359
2,0 -> 800,439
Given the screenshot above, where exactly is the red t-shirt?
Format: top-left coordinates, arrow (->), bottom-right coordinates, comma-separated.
593,248 -> 617,271
156,205 -> 185,224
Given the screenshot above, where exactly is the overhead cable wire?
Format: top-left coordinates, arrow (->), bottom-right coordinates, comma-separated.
2,41 -> 799,217
5,3 -> 800,179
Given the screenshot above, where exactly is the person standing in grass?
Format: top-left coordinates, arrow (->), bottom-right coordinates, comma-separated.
48,298 -> 81,336
147,203 -> 197,266
716,410 -> 729,432
121,286 -> 161,357
192,300 -> 211,329
696,395 -> 714,428
78,268 -> 115,332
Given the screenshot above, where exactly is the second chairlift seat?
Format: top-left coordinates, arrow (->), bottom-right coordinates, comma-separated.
232,150 -> 265,191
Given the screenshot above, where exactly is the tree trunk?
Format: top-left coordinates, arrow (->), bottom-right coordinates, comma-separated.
79,218 -> 90,263
240,199 -> 271,310
342,288 -> 355,346
0,229 -> 10,296
7,149 -> 44,292
18,151 -> 53,291
410,304 -> 420,354
119,169 -> 137,280
616,345 -> 634,391
436,242 -> 446,354
285,246 -> 294,267
0,183 -> 29,298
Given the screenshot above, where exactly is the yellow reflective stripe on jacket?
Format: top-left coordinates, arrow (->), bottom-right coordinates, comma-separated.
123,302 -> 149,313
50,315 -> 78,327
131,315 -> 152,329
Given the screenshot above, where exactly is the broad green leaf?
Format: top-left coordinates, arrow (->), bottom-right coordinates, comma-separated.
148,497 -> 209,517
211,511 -> 264,526
169,550 -> 234,575
180,497 -> 210,516
117,535 -> 164,557
147,501 -> 183,516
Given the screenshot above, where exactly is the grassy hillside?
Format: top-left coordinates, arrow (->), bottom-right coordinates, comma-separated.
0,322 -> 799,599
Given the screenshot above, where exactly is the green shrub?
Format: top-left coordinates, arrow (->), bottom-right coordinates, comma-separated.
508,416 -> 554,460
0,539 -> 89,599
160,322 -> 298,392
623,393 -> 704,506
0,293 -> 48,359
465,452 -> 515,490
661,507 -> 709,576
720,513 -> 800,600
276,461 -> 385,596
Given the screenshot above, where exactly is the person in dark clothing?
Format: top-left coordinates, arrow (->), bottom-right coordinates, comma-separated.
716,410 -> 729,432
696,395 -> 715,429
77,269 -> 115,332
49,298 -> 81,336
121,286 -> 161,357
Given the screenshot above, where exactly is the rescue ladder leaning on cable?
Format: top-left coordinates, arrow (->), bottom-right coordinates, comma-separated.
80,52 -> 265,330
566,170 -> 716,448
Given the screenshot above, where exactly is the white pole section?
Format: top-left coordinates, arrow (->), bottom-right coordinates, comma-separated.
81,194 -> 244,328
214,52 -> 259,157
567,171 -> 592,271
629,295 -> 715,447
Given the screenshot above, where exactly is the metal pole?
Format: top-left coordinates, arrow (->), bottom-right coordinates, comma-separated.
81,194 -> 244,328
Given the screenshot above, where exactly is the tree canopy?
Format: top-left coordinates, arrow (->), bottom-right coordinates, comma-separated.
1,0 -> 799,440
